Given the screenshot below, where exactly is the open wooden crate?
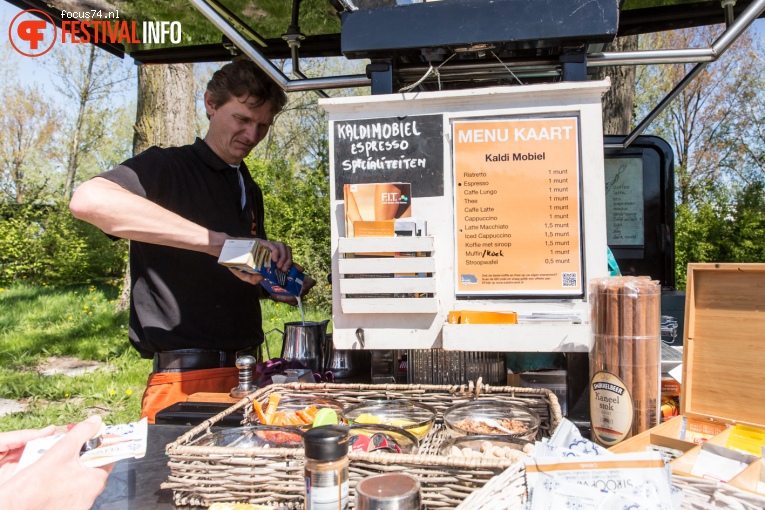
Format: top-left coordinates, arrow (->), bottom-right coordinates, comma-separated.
610,263 -> 765,501
162,381 -> 562,508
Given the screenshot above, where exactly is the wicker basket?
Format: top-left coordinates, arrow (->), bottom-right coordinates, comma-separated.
162,380 -> 562,508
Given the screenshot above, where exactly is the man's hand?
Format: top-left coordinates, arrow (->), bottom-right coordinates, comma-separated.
0,415 -> 114,510
259,239 -> 292,272
228,267 -> 265,285
269,267 -> 317,306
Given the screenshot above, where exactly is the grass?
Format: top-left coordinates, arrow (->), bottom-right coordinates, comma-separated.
0,281 -> 330,432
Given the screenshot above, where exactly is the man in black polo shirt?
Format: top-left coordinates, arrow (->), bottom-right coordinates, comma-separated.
70,60 -> 315,422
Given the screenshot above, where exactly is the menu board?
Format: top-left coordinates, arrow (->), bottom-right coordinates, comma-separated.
453,116 -> 583,296
332,114 -> 444,199
605,157 -> 644,246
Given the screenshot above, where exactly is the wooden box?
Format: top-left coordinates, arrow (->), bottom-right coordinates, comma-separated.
610,263 -> 765,495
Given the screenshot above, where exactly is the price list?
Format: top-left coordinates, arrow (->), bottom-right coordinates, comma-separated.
453,117 -> 583,296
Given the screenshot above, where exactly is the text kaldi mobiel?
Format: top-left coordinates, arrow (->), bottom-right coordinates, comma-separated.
59,20 -> 182,44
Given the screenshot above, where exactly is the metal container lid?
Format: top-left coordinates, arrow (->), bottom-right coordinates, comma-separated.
302,425 -> 350,462
356,473 -> 421,510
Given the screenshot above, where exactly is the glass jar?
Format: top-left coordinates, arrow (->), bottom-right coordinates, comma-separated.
303,426 -> 350,510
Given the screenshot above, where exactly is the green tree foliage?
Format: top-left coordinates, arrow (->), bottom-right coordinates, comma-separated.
0,203 -> 126,284
50,44 -> 134,198
247,145 -> 332,310
635,25 -> 765,286
636,26 -> 764,205
0,44 -> 134,284
675,181 -> 765,289
0,85 -> 61,204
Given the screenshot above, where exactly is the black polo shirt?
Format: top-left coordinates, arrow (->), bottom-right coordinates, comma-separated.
98,138 -> 267,358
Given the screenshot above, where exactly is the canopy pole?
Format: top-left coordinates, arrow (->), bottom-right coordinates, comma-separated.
188,0 -> 370,92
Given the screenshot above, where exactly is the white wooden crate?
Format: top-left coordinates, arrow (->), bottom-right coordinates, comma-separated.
338,236 -> 437,314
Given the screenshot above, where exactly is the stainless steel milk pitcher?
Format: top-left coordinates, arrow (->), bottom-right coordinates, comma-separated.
280,319 -> 331,373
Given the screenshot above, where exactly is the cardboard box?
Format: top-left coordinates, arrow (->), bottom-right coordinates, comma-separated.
610,263 -> 765,494
218,238 -> 304,297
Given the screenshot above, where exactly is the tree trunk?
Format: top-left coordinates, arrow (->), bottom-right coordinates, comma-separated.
133,64 -> 196,153
116,63 -> 195,312
64,45 -> 96,200
596,35 -> 639,135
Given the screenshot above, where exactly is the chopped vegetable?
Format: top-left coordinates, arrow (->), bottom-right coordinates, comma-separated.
251,394 -> 335,428
264,393 -> 281,425
253,401 -> 268,424
312,408 -> 339,428
296,410 -> 313,424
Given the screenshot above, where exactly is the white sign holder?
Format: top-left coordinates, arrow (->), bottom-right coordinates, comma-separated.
320,80 -> 611,353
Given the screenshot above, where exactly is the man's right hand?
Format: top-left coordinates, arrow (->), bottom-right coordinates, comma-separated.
228,267 -> 264,285
258,239 -> 293,272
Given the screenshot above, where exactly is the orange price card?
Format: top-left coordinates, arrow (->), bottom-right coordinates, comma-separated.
452,116 -> 583,296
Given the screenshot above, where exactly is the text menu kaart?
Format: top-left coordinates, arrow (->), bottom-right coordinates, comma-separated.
453,117 -> 583,296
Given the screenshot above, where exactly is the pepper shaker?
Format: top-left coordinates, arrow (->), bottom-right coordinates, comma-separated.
230,355 -> 256,398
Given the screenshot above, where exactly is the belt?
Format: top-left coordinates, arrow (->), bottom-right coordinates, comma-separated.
152,348 -> 256,373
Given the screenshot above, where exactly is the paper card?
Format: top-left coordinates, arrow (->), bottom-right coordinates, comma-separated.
16,418 -> 147,471
524,451 -> 673,510
353,220 -> 395,237
681,416 -> 727,444
528,477 -> 609,510
689,442 -> 758,482
528,477 -> 666,510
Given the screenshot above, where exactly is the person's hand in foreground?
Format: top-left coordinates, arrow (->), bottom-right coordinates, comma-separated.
0,415 -> 114,510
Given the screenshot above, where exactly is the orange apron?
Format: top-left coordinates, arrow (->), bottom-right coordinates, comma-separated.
140,367 -> 239,424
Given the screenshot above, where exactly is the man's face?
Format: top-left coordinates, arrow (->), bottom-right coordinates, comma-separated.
204,91 -> 276,165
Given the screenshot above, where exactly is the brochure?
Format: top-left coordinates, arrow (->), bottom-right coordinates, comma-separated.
343,182 -> 411,238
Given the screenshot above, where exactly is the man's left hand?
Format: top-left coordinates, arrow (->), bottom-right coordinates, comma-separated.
269,263 -> 316,306
270,277 -> 316,306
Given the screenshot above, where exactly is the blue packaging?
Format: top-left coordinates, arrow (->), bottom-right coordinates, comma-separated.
259,261 -> 305,297
218,238 -> 304,297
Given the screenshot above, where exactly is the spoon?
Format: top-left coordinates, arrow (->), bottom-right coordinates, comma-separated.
475,417 -> 516,435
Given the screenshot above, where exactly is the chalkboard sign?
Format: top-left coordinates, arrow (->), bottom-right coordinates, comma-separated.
333,114 -> 444,199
